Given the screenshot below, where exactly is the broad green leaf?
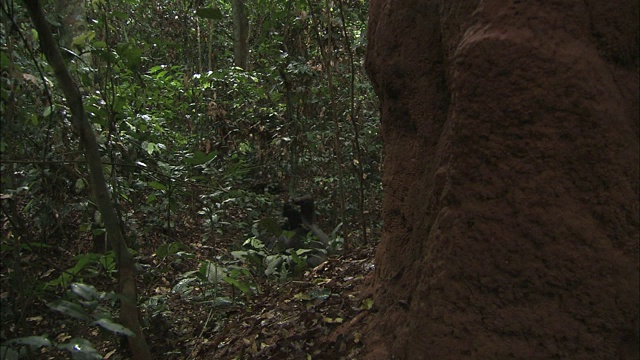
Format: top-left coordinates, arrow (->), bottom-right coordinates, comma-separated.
71,31 -> 96,46
98,252 -> 116,272
230,250 -> 248,260
48,300 -> 92,321
172,277 -> 197,295
142,141 -> 157,155
242,237 -> 266,249
295,248 -> 315,256
223,276 -> 251,295
265,255 -> 284,276
56,338 -> 102,359
147,181 -> 167,190
71,283 -> 100,300
74,178 -> 86,193
71,253 -> 101,274
7,336 -> 52,348
148,65 -> 164,74
92,318 -> 134,336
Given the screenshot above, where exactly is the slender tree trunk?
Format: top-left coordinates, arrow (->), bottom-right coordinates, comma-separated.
23,1 -> 152,359
196,16 -> 202,74
232,0 -> 249,69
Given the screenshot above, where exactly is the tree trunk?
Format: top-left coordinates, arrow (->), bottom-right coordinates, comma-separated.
23,1 -> 152,359
232,0 -> 249,69
363,0 -> 639,358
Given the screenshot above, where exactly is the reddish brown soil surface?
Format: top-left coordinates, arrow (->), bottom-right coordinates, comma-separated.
361,0 -> 638,358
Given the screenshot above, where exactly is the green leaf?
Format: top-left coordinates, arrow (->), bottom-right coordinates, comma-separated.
45,272 -> 73,289
295,248 -> 315,256
92,318 -> 134,336
265,255 -> 284,276
195,7 -> 223,20
361,297 -> 374,310
74,178 -> 86,193
48,300 -> 92,321
71,31 -> 96,46
172,277 -> 197,295
223,276 -> 251,296
148,65 -> 164,74
42,105 -> 52,117
71,253 -> 101,274
70,283 -> 101,301
7,336 -> 52,348
142,141 -> 158,155
242,237 -> 266,250
56,338 -> 102,359
99,252 -> 116,272
148,181 -> 167,190
230,250 -> 248,261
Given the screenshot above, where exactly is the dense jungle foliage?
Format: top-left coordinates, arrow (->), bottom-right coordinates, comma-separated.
0,0 -> 380,358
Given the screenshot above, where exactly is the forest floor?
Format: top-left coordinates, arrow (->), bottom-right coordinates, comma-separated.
193,246 -> 376,359
5,211 -> 377,359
